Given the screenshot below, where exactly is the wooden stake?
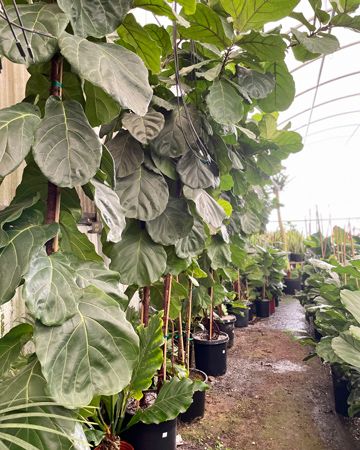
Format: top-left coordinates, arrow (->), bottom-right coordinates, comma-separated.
336,227 -> 340,264
349,224 -> 359,288
162,274 -> 172,383
186,275 -> 193,372
175,275 -> 185,365
209,268 -> 214,340
142,286 -> 150,328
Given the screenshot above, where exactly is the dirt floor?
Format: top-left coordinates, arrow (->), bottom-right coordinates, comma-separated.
178,296 -> 360,450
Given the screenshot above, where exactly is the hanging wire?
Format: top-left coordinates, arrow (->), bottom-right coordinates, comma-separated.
11,0 -> 34,62
0,0 -> 26,61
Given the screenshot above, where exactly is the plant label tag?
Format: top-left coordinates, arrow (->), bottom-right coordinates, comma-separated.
162,432 -> 168,438
222,350 -> 225,354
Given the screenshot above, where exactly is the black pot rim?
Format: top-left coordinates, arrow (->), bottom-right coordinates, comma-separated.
215,314 -> 236,324
255,298 -> 270,303
193,331 -> 229,345
189,368 -> 208,383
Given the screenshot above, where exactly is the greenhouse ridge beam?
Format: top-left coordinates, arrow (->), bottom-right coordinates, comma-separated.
294,110 -> 360,132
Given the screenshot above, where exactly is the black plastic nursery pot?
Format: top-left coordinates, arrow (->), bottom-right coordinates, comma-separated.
193,331 -> 229,377
274,296 -> 279,307
215,314 -> 236,348
255,299 -> 270,318
283,277 -> 302,295
121,414 -> 177,450
331,371 -> 350,417
248,302 -> 256,321
289,252 -> 304,262
231,307 -> 249,328
178,368 -> 208,423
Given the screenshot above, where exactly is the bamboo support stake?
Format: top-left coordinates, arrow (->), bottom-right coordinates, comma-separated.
349,225 -> 359,288
186,275 -> 193,372
209,268 -> 214,340
237,269 -> 241,300
175,274 -> 185,365
246,280 -> 249,301
336,227 -> 340,264
142,286 -> 150,327
162,274 -> 172,383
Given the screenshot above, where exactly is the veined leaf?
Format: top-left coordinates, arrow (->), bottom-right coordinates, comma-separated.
258,114 -> 277,140
59,211 -> 103,262
165,246 -> 192,276
133,0 -> 186,24
122,109 -> 165,145
23,249 -> 82,326
151,151 -> 177,180
144,24 -> 172,57
89,179 -> 126,243
57,0 -> 133,38
291,28 -> 339,55
96,145 -> 116,189
240,210 -> 261,234
178,4 -> 231,50
257,153 -> 282,175
316,336 -> 344,363
146,197 -> 194,246
0,221 -> 58,306
61,187 -> 82,223
0,324 -> 33,379
109,221 -> 167,286
273,130 -> 303,156
207,237 -> 231,270
107,131 -> 144,179
59,32 -> 153,116
235,31 -> 286,62
117,14 -> 162,74
332,332 -> 360,368
0,103 -> 41,179
258,62 -> 295,113
183,186 -> 226,229
116,165 -> 169,221
175,217 -> 207,259
340,290 -> 360,323
193,285 -> 212,308
0,3 -> 68,66
84,81 -> 121,128
236,67 -> 275,100
33,96 -> 102,188
129,312 -> 164,400
35,286 -> 139,406
177,152 -> 216,189
207,79 -> 244,125
149,281 -> 182,319
331,13 -> 360,31
169,0 -> 196,14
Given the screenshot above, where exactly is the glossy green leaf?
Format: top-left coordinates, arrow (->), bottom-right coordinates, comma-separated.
132,0 -> 184,23
57,0 -> 133,38
218,199 -> 232,217
117,14 -> 162,73
289,11 -> 316,31
23,249 -> 82,326
165,246 -> 192,276
61,188 -> 82,223
109,221 -> 167,286
146,197 -> 194,246
225,0 -> 300,32
84,82 -> 121,128
0,359 -> 82,450
183,186 -> 226,229
240,210 -> 261,234
144,24 -> 172,57
59,211 -> 103,262
89,179 -> 126,243
230,245 -> 247,269
235,31 -> 286,62
258,114 -> 277,140
96,145 -> 116,189
151,151 -> 177,180
149,281 -> 182,320
35,286 -> 139,406
0,103 -> 41,178
258,62 -> 295,113
0,221 -> 58,306
178,4 -> 231,50
291,28 -> 339,55
273,130 -> 303,156
33,96 -> 102,188
340,290 -> 360,323
150,104 -> 201,158
170,0 -> 196,14
107,131 -> 144,179
207,237 -> 231,270
0,3 -> 68,66
220,174 -> 234,191
0,324 -> 33,379
292,43 -> 321,62
257,153 -> 282,175
122,109 -> 165,145
193,285 -> 212,309
175,217 -> 207,259
129,312 -> 164,400
332,332 -> 360,368
316,336 -> 344,363
236,67 -> 275,100
331,13 -> 360,31
116,165 -> 169,221
207,79 -> 244,125
177,152 -> 216,189
231,169 -> 247,196
59,32 -> 153,116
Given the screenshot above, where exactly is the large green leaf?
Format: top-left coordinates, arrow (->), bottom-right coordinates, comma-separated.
89,179 -> 126,243
316,336 -> 344,363
257,153 -> 282,175
258,62 -> 295,113
331,13 -> 360,31
165,246 -> 192,276
240,210 -> 261,234
58,0 -> 133,38
235,31 -> 286,62
0,359 -> 83,450
150,104 -> 201,158
117,14 -> 162,73
258,114 -> 277,140
107,131 -> 144,178
0,194 -> 40,248
149,281 -> 182,320
175,217 -> 207,259
109,221 -> 167,286
177,152 -> 216,189
291,28 -> 339,55
129,312 -> 164,400
0,324 -> 33,379
97,145 -> 116,189
23,249 -> 82,326
0,220 -> 58,306
33,97 -> 102,188
151,151 -> 177,180
0,3 -> 68,66
122,109 -> 165,145
61,188 -> 82,223
193,285 -> 212,309
207,79 -> 244,125
132,0 -> 188,25
273,130 -> 303,157
59,211 -> 103,262
178,4 -> 231,50
0,103 -> 41,179
35,286 -> 139,406
230,244 -> 247,269
340,290 -> 360,323
183,186 -> 226,229
146,197 -> 194,246
236,67 -> 275,100
207,237 -> 231,270
59,32 -> 152,116
332,331 -> 360,368
116,165 -> 169,221
170,0 -> 196,14
144,24 -> 172,57
224,0 -> 300,32
84,81 -> 121,128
